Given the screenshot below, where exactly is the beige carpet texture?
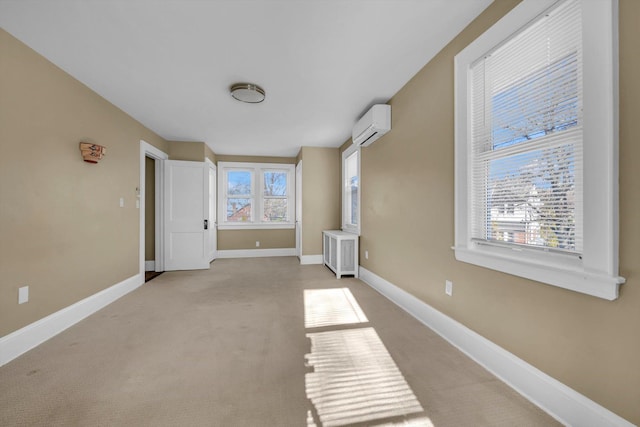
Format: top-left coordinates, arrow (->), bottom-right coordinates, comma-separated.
0,257 -> 560,426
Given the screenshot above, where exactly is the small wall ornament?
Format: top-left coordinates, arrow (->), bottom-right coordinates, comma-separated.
79,142 -> 106,163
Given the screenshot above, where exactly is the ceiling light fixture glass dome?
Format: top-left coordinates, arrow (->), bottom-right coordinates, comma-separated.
230,83 -> 265,103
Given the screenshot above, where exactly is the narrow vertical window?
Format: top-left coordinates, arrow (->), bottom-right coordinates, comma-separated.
342,145 -> 360,234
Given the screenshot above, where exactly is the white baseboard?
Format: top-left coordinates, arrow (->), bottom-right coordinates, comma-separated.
145,260 -> 155,271
358,267 -> 633,427
216,248 -> 297,259
300,254 -> 323,265
0,274 -> 144,367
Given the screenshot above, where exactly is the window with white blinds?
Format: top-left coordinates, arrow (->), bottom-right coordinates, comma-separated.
454,0 -> 623,300
470,0 -> 582,254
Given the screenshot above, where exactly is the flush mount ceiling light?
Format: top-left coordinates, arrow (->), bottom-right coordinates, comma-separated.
230,83 -> 265,103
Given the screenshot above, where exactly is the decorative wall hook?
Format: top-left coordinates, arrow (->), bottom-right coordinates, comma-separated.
79,142 -> 106,163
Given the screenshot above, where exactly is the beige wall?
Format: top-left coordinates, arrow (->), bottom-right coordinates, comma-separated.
217,229 -> 294,250
168,141 -> 208,162
355,0 -> 640,423
216,155 -> 296,250
144,156 -> 155,261
300,147 -> 341,256
0,29 -> 168,336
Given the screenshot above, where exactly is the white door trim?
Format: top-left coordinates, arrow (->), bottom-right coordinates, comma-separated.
140,140 -> 168,278
296,160 -> 303,260
206,158 -> 217,263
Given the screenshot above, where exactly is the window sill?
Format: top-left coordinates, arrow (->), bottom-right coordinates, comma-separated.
218,223 -> 295,231
453,246 -> 625,301
342,225 -> 360,236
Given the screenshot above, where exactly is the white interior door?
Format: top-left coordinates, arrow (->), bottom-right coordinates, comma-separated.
296,160 -> 302,259
207,161 -> 217,262
164,160 -> 209,271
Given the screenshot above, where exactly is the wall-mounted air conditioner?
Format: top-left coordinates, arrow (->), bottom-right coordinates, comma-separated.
352,104 -> 391,147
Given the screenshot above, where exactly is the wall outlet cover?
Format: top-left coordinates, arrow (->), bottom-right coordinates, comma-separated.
18,286 -> 29,304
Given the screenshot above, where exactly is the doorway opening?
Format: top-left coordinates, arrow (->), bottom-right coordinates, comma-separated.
139,140 -> 168,281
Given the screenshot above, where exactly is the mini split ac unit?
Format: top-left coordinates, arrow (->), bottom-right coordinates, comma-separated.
352,104 -> 391,147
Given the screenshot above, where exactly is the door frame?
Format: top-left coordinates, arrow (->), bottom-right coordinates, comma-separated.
140,140 -> 168,279
205,158 -> 217,262
296,160 -> 303,259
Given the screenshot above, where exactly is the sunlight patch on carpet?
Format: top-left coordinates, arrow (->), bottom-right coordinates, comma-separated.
305,327 -> 425,427
304,288 -> 368,328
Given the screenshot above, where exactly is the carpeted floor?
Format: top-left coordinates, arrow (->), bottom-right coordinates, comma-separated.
0,257 -> 559,426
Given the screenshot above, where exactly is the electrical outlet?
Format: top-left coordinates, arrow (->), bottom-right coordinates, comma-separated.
256,241 -> 260,247
119,197 -> 124,208
445,280 -> 453,296
365,250 -> 369,259
18,286 -> 29,304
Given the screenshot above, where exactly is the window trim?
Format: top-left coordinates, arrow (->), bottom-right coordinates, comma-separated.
218,162 -> 295,230
454,0 -> 624,300
342,144 -> 361,235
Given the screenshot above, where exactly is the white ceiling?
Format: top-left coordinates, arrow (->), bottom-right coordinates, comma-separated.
0,0 -> 491,157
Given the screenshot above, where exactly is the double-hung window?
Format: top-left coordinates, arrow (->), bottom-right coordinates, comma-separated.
262,169 -> 289,222
225,169 -> 254,223
342,144 -> 360,235
218,162 -> 295,229
454,0 -> 624,299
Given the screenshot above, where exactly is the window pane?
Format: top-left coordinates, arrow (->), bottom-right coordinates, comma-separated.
227,198 -> 252,222
486,144 -> 576,250
263,199 -> 287,222
264,171 -> 287,196
490,53 -> 579,152
227,171 -> 251,195
345,152 -> 359,226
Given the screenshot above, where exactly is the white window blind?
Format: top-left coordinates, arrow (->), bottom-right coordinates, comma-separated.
470,0 -> 583,254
